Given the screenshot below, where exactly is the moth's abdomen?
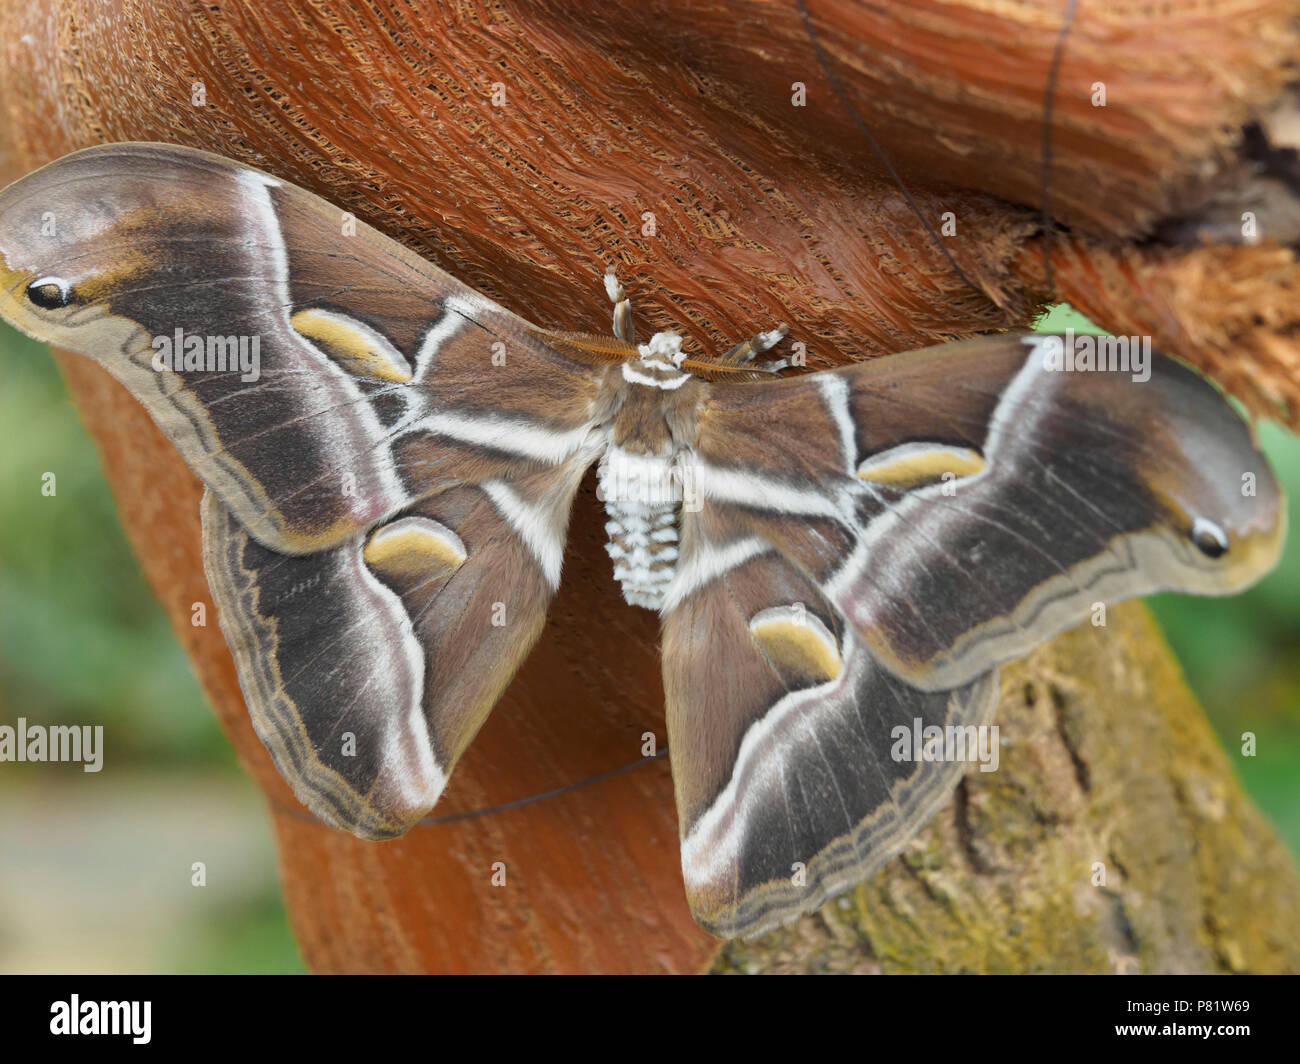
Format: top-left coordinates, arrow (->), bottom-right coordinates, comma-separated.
598,446 -> 682,610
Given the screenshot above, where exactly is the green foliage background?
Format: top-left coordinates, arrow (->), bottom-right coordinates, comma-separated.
0,323 -> 303,973
0,308 -> 1295,972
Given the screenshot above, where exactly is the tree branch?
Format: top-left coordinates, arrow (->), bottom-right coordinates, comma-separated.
3,0 -> 1296,971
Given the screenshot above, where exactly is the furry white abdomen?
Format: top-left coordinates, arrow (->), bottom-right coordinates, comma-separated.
598,446 -> 682,610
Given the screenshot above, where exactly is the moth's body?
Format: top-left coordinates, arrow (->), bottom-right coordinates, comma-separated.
0,143 -> 1285,940
596,333 -> 703,608
585,271 -> 786,610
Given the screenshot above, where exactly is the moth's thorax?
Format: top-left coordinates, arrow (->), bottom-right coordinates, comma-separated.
600,332 -> 703,610
621,331 -> 691,391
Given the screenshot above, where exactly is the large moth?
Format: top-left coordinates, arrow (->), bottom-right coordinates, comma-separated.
0,143 -> 1284,939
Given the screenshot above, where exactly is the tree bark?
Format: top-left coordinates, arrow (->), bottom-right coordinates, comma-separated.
2,0 -> 1297,972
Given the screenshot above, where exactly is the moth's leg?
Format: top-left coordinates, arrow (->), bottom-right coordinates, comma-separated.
719,323 -> 790,372
604,266 -> 636,344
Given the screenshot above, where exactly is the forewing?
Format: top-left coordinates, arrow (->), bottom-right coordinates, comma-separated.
0,142 -> 605,552
691,334 -> 1284,690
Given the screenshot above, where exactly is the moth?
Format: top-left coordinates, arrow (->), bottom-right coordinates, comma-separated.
0,143 -> 1285,939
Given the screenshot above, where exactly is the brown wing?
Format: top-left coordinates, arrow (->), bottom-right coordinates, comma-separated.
689,335 -> 1284,690
0,142 -> 614,836
203,437 -> 599,838
662,334 -> 1283,936
0,142 -> 607,553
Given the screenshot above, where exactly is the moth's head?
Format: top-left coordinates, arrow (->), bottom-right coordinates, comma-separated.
0,144 -> 191,352
1,165 -> 88,342
1137,363 -> 1288,591
0,198 -> 86,346
1157,455 -> 1287,592
637,330 -> 687,367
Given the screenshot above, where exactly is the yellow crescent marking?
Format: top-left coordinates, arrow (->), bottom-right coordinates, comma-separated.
749,606 -> 842,683
363,517 -> 467,578
291,308 -> 412,382
857,444 -> 985,490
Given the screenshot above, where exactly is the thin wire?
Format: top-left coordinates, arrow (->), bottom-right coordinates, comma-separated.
271,748 -> 670,829
417,749 -> 668,826
795,0 -> 985,301
798,0 -> 1082,306
1041,0 -> 1082,297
